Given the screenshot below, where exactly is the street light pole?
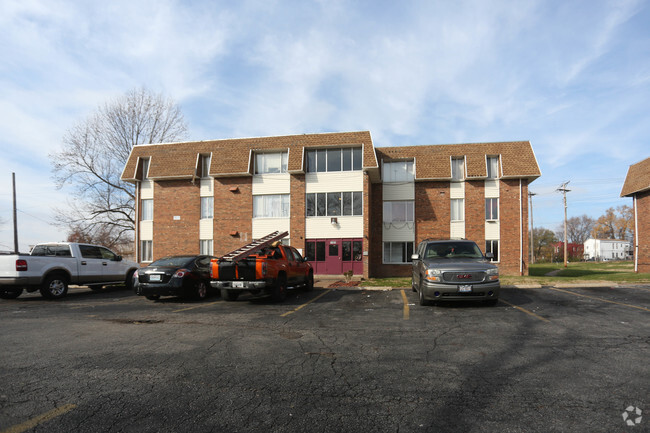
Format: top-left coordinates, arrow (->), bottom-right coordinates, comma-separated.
557,182 -> 571,268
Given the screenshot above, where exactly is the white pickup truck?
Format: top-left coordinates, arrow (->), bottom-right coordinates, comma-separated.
0,242 -> 139,300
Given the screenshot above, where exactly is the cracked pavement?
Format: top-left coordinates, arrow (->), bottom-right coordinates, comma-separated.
0,284 -> 648,432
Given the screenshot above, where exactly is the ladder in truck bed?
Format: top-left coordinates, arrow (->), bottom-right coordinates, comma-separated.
218,231 -> 288,262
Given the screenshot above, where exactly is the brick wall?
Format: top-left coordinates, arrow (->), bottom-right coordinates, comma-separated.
152,180 -> 200,259
636,191 -> 650,273
499,179 -> 529,275
212,177 -> 253,257
290,174 -> 306,252
465,180 -> 485,249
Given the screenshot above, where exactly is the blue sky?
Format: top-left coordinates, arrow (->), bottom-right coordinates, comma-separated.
1,0 -> 649,251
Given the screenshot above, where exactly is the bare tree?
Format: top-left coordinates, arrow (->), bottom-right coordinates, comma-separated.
555,215 -> 595,245
51,88 -> 188,244
532,227 -> 557,262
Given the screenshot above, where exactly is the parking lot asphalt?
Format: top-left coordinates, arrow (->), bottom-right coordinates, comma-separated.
0,280 -> 648,433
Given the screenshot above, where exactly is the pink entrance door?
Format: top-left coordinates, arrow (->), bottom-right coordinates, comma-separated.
325,239 -> 342,274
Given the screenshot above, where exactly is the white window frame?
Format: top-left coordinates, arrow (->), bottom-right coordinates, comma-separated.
141,199 -> 153,221
255,152 -> 288,174
485,198 -> 499,221
201,197 -> 213,219
485,240 -> 499,262
486,156 -> 499,179
383,242 -> 414,264
201,154 -> 211,178
382,161 -> 414,183
253,194 -> 290,218
451,158 -> 465,180
199,239 -> 213,255
383,201 -> 414,223
451,198 -> 464,221
140,240 -> 153,262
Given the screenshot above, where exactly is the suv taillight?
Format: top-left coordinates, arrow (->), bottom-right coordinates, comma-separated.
16,259 -> 28,271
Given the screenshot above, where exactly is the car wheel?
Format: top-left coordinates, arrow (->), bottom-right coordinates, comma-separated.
0,288 -> 23,299
221,289 -> 239,301
145,295 -> 160,301
304,273 -> 314,291
195,281 -> 208,300
40,275 -> 69,299
418,283 -> 431,306
125,269 -> 136,291
272,275 -> 288,302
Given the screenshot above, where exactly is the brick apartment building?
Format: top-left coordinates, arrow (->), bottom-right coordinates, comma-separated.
121,131 -> 541,278
621,156 -> 650,273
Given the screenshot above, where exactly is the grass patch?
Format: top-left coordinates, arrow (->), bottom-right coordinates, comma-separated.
360,261 -> 650,287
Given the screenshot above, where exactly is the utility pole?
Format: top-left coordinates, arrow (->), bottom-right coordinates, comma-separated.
529,191 -> 536,264
557,181 -> 570,268
12,172 -> 19,253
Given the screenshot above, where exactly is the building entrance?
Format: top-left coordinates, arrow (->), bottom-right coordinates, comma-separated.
305,238 -> 363,276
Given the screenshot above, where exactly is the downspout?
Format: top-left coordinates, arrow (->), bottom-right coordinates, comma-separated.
634,195 -> 638,273
520,179 -> 523,275
135,182 -> 140,263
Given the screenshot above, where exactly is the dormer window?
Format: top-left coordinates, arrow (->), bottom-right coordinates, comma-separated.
200,154 -> 211,178
451,158 -> 464,180
306,147 -> 362,172
487,156 -> 499,178
141,158 -> 150,180
255,152 -> 288,174
382,161 -> 414,182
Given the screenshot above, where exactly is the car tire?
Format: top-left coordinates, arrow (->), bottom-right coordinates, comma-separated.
145,295 -> 160,301
40,275 -> 69,299
125,269 -> 136,291
272,275 -> 288,302
0,288 -> 23,299
221,289 -> 239,301
304,273 -> 314,291
194,281 -> 208,300
418,283 -> 431,306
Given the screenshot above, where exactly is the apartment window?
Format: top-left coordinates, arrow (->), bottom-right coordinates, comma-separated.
141,199 -> 153,221
451,158 -> 464,180
383,161 -> 414,182
451,199 -> 464,221
253,194 -> 289,218
201,197 -> 213,219
200,154 -> 211,178
141,158 -> 150,180
383,201 -> 414,223
306,147 -> 362,172
487,156 -> 499,178
485,240 -> 499,262
200,240 -> 213,255
383,242 -> 414,264
306,192 -> 362,216
485,198 -> 498,220
141,240 -> 153,262
255,152 -> 288,174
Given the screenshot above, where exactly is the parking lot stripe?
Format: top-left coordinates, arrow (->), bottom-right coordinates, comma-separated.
280,289 -> 332,317
1,403 -> 76,433
400,290 -> 410,320
500,299 -> 550,322
547,287 -> 650,312
173,301 -> 223,313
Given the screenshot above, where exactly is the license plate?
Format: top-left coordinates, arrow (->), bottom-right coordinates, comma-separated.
458,285 -> 472,293
232,281 -> 244,288
149,274 -> 162,282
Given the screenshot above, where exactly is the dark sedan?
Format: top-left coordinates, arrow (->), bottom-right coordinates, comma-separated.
133,255 -> 216,301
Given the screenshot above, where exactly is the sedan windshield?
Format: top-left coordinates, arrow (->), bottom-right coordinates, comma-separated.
424,242 -> 483,259
150,257 -> 195,267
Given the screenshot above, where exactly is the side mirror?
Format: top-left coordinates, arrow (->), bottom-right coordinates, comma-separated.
115,255 -> 123,262
411,254 -> 420,261
485,252 -> 494,259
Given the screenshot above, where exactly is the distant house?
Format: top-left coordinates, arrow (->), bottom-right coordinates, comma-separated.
621,157 -> 650,273
583,238 -> 632,261
551,242 -> 584,260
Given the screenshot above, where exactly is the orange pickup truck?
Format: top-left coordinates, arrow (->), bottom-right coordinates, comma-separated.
209,232 -> 313,302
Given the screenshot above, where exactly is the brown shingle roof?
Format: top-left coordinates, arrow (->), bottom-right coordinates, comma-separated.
621,157 -> 650,197
376,141 -> 540,180
121,131 -> 375,181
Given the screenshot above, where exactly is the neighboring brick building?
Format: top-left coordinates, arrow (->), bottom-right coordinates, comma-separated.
121,131 -> 540,277
621,157 -> 650,273
551,242 -> 584,261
